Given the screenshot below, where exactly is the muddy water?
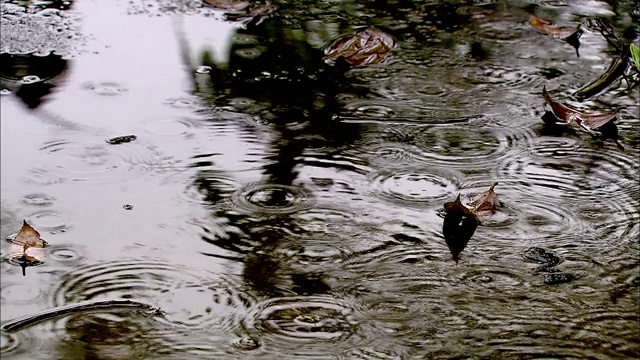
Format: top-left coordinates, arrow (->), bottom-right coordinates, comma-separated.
1,0 -> 638,359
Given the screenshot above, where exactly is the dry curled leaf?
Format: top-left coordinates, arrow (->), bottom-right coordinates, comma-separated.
543,87 -> 619,130
542,87 -> 623,149
324,27 -> 396,67
444,183 -> 501,222
468,182 -> 500,214
13,220 -> 47,249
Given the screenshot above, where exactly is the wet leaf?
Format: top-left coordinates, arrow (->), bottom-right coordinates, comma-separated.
106,135 -> 137,145
529,15 -> 582,56
444,194 -> 480,221
529,15 -> 581,40
324,27 -> 397,67
631,43 -> 640,71
444,183 -> 502,223
574,55 -> 628,101
542,86 -> 619,129
12,220 -> 47,249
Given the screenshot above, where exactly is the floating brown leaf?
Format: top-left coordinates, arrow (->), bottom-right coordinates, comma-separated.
542,87 -> 619,129
529,15 -> 582,56
444,183 -> 501,222
324,27 -> 396,67
529,15 -> 580,40
13,220 -> 47,249
542,87 -> 623,149
468,182 -> 500,214
444,194 -> 480,221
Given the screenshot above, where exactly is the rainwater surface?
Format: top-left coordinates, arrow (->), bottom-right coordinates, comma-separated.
1,0 -> 639,359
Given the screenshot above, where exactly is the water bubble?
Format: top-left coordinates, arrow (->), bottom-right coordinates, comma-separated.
1,89 -> 11,95
26,210 -> 70,232
195,66 -> 212,74
20,75 -> 41,84
47,245 -> 85,266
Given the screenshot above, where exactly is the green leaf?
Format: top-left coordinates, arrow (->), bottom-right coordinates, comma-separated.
631,43 -> 640,71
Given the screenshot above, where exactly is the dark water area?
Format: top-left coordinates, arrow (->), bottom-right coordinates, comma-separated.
1,0 -> 639,358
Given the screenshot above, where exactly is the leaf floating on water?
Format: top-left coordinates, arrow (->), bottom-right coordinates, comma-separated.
324,27 -> 397,67
11,220 -> 47,248
542,86 -> 623,149
444,194 -> 480,221
529,14 -> 581,40
630,43 -> 640,71
467,182 -> 500,214
106,135 -> 137,145
529,14 -> 582,56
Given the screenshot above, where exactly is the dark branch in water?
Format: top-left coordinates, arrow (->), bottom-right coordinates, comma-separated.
1,299 -> 163,333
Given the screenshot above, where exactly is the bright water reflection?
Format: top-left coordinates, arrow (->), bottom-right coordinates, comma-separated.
1,0 -> 639,359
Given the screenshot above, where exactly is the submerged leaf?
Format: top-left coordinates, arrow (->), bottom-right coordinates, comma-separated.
324,27 -> 396,67
631,43 -> 640,71
12,220 -> 47,249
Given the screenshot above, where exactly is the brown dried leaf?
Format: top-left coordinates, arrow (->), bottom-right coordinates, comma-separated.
14,220 -> 47,249
324,27 -> 396,67
542,86 -> 619,131
444,194 -> 480,221
468,182 -> 500,213
529,15 -> 581,40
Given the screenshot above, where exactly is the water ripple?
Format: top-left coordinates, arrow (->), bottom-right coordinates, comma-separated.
363,122 -> 535,172
0,330 -> 43,359
231,182 -> 315,215
30,138 -> 178,185
51,260 -> 254,332
243,295 -> 366,358
367,167 -> 460,208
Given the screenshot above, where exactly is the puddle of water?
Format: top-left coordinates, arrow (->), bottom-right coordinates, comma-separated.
1,0 -> 639,359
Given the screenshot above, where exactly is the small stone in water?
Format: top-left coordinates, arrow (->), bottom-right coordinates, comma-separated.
523,247 -> 562,266
106,135 -> 137,145
542,272 -> 578,285
123,204 -> 133,210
